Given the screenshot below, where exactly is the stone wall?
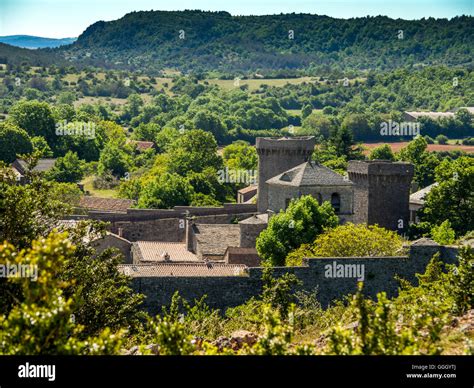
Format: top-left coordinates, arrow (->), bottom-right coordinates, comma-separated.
267,184 -> 354,221
70,205 -> 257,242
130,242 -> 460,315
348,161 -> 414,232
256,137 -> 315,212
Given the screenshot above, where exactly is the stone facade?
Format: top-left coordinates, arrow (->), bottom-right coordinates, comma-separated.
267,184 -> 354,223
239,214 -> 268,248
348,160 -> 414,232
128,241 -> 460,314
92,233 -> 132,263
256,137 -> 315,212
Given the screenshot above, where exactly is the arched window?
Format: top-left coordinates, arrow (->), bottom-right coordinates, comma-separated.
316,193 -> 323,205
331,193 -> 341,213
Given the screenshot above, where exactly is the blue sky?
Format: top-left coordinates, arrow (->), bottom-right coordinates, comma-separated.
0,0 -> 472,38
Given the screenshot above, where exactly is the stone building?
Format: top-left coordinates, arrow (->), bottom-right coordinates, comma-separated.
266,161 -> 354,222
409,183 -> 438,223
256,137 -> 315,212
347,160 -> 414,232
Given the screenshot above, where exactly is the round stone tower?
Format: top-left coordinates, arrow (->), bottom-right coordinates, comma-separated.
256,137 -> 315,213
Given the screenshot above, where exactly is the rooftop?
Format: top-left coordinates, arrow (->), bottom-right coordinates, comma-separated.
14,158 -> 56,174
239,213 -> 268,225
405,111 -> 455,120
266,161 -> 352,187
194,224 -> 241,257
118,263 -> 247,277
78,196 -> 134,213
238,185 -> 258,194
409,183 -> 438,205
133,241 -> 198,262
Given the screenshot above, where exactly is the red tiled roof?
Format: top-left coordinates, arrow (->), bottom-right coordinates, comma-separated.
129,140 -> 155,151
118,263 -> 248,277
79,196 -> 133,212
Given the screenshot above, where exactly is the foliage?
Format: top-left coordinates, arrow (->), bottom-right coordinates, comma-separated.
256,195 -> 339,266
420,156 -> 474,235
397,136 -> 440,187
326,284 -> 444,355
137,173 -> 194,209
262,268 -> 302,319
0,233 -> 125,355
369,144 -> 395,161
167,129 -> 222,175
430,220 -> 456,245
46,151 -> 85,183
286,223 -> 405,266
0,122 -> 33,163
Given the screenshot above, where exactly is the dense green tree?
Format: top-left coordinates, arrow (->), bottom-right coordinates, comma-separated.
46,151 -> 85,183
167,130 -> 222,176
9,100 -> 56,146
222,141 -> 258,171
97,142 -> 132,178
368,144 -> 395,161
256,195 -> 339,266
0,122 -> 33,163
193,110 -> 228,143
420,156 -> 474,236
286,223 -> 405,266
397,136 -> 440,187
301,112 -> 335,139
137,173 -> 194,209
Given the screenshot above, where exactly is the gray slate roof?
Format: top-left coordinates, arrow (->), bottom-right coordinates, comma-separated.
194,224 -> 241,257
409,183 -> 438,205
266,161 -> 353,187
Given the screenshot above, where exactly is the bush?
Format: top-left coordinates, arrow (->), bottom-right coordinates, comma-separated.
430,220 -> 456,245
286,223 -> 406,266
435,134 -> 448,145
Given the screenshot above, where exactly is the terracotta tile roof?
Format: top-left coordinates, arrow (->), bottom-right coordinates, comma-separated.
134,241 -> 198,262
129,140 -> 155,151
118,263 -> 248,277
79,196 -> 134,212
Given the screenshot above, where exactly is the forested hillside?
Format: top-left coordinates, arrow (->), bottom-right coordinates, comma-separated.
62,11 -> 474,74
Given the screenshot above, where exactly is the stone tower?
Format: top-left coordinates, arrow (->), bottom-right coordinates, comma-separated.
347,160 -> 414,233
256,137 -> 315,212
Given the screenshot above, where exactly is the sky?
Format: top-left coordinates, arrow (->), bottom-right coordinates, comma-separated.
0,0 -> 472,38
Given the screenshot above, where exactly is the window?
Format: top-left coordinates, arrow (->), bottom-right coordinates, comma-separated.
316,193 -> 323,205
331,193 -> 341,213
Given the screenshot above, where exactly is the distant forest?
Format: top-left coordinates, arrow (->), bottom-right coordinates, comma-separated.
1,11 -> 473,75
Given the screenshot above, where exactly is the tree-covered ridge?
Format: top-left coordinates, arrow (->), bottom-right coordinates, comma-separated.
63,10 -> 474,73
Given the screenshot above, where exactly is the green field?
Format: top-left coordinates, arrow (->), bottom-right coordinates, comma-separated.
81,175 -> 119,198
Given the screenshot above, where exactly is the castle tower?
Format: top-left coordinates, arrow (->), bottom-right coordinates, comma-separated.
256,137 -> 315,212
347,160 -> 414,233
